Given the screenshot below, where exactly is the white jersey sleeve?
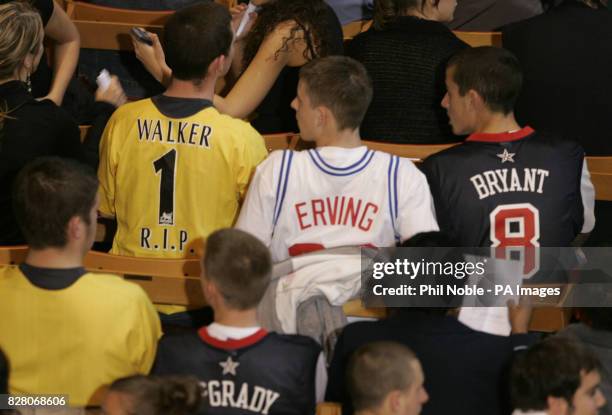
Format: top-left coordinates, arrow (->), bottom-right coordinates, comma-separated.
235,151 -> 285,246
395,158 -> 439,241
580,160 -> 596,233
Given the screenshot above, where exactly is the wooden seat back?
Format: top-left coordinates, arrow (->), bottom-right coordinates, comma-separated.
316,402 -> 342,415
0,246 -> 205,308
362,140 -> 460,161
66,1 -> 171,24
340,19 -> 502,49
453,31 -> 502,47
587,156 -> 612,201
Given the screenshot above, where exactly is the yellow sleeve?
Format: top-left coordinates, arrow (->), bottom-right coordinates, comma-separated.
127,289 -> 162,374
237,125 -> 268,199
97,113 -> 120,218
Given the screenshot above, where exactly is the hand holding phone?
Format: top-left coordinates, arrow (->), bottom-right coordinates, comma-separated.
96,69 -> 111,91
130,27 -> 153,46
236,2 -> 258,38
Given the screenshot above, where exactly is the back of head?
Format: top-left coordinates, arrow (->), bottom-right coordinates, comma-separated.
13,157 -> 97,249
243,0 -> 336,68
381,232 -> 465,312
108,375 -> 202,415
447,46 -> 522,115
204,228 -> 271,310
299,56 -> 373,132
348,341 -> 419,411
374,0 -> 435,29
164,2 -> 232,82
0,1 -> 43,80
511,337 -> 602,411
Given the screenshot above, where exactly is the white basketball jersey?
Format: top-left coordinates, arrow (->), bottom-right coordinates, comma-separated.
236,146 -> 439,262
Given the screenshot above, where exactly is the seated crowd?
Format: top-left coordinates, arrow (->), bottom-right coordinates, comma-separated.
0,0 -> 610,414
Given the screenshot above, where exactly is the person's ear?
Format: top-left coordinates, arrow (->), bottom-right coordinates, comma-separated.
202,277 -> 221,305
316,106 -> 327,129
467,89 -> 484,110
20,54 -> 35,77
386,390 -> 404,413
546,396 -> 570,415
209,55 -> 225,77
66,216 -> 84,241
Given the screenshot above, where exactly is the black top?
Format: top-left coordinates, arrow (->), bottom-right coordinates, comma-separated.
0,0 -> 54,98
326,310 -> 536,415
422,127 -> 587,247
0,81 -> 83,245
251,4 -> 344,134
347,16 -> 468,144
153,328 -> 321,415
151,94 -> 213,118
502,0 -> 612,155
19,263 -> 86,290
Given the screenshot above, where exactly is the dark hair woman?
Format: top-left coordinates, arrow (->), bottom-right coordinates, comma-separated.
133,0 -> 344,133
347,0 -> 468,143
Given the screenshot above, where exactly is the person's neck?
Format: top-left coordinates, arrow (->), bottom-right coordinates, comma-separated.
473,112 -> 521,135
213,307 -> 259,328
164,77 -> 216,101
405,8 -> 438,22
25,247 -> 84,269
355,409 -> 384,415
315,128 -> 362,148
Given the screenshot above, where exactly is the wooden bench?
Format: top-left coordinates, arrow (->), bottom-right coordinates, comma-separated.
0,244 -> 574,332
362,140 -> 460,161
66,1 -> 167,51
316,402 -> 342,415
0,246 -> 205,308
454,31 -> 502,47
65,0 -> 235,51
587,156 -> 612,201
341,19 -> 502,48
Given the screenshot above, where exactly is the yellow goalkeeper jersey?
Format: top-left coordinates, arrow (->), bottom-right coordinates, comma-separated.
98,96 -> 267,258
0,265 -> 161,406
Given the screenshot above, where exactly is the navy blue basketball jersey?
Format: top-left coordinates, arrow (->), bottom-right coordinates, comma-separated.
152,328 -> 321,415
422,127 -> 594,249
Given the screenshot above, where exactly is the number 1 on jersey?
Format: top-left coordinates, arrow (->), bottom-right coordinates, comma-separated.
153,149 -> 177,226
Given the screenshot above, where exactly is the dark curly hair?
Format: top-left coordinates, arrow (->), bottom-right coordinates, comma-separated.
242,0 -> 337,70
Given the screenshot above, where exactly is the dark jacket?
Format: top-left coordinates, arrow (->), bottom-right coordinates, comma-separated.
326,310 -> 536,415
503,0 -> 612,155
347,16 -> 467,144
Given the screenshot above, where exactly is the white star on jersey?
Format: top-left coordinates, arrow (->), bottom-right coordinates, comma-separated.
497,148 -> 516,163
219,356 -> 240,376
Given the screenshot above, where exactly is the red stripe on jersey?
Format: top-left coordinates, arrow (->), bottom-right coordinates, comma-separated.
288,243 -> 325,257
467,126 -> 535,143
289,242 -> 378,257
198,327 -> 268,350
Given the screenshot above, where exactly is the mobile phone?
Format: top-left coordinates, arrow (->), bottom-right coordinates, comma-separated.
236,2 -> 258,38
130,27 -> 153,46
